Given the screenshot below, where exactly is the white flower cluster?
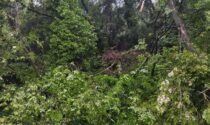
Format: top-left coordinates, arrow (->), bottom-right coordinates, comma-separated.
1,58 -> 6,63
140,69 -> 148,73
168,67 -> 178,77
67,74 -> 74,81
161,79 -> 170,85
160,79 -> 170,91
33,0 -> 42,7
156,67 -> 181,112
168,88 -> 173,94
177,101 -> 183,109
12,46 -> 17,53
160,79 -> 173,96
168,71 -> 174,77
188,81 -> 193,86
157,94 -> 170,106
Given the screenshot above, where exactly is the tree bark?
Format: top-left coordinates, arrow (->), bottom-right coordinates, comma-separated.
14,1 -> 20,31
167,0 -> 195,52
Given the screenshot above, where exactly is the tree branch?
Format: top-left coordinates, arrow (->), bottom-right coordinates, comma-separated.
0,2 -> 53,18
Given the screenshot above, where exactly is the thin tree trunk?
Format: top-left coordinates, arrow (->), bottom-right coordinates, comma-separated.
14,1 -> 20,31
167,0 -> 195,52
14,1 -> 40,76
80,0 -> 89,13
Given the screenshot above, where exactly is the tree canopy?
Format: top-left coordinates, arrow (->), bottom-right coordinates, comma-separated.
0,0 -> 210,124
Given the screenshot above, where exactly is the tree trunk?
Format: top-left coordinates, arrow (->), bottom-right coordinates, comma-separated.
167,0 -> 195,52
14,1 -> 20,31
80,0 -> 89,13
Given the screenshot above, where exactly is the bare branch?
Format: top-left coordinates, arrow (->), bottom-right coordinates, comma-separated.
140,0 -> 145,12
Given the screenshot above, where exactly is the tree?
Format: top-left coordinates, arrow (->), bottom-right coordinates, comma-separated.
167,0 -> 195,52
48,0 -> 97,67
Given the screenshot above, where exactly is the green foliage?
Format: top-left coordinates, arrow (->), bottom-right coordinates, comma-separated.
49,0 -> 97,66
0,66 -> 156,124
154,49 -> 210,124
203,107 -> 210,124
1,0 -> 210,124
128,48 -> 210,124
1,47 -> 210,124
135,39 -> 147,51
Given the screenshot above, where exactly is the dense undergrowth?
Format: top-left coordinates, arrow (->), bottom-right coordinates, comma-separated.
1,49 -> 210,124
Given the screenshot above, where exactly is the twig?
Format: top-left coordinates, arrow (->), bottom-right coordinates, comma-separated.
96,61 -> 117,74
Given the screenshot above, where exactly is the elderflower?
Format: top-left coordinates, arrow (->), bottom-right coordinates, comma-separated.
73,70 -> 79,74
174,67 -> 178,72
168,71 -> 174,77
161,79 -> 170,86
177,102 -> 183,109
168,88 -> 172,93
1,58 -> 6,63
140,69 -> 148,73
67,74 -> 74,80
165,79 -> 169,84
157,94 -> 170,106
188,81 -> 193,86
185,113 -> 190,120
12,46 -> 17,49
156,105 -> 165,113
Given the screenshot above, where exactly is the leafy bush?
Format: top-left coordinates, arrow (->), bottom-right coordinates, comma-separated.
0,66 -> 156,124
0,48 -> 210,124
153,49 -> 210,124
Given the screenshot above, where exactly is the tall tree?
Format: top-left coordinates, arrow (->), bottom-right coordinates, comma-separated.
167,0 -> 195,52
48,0 -> 97,67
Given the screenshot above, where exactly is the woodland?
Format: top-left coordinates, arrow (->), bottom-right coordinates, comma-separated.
0,0 -> 210,124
